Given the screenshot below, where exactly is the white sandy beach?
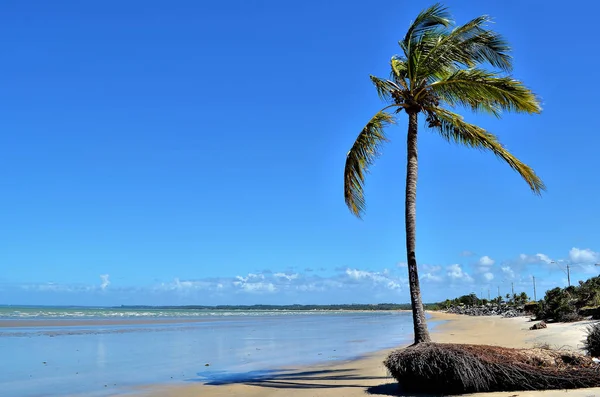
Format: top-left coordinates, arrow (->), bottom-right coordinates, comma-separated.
134,313 -> 600,397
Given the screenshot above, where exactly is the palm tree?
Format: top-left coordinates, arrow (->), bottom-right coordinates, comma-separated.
343,3 -> 544,344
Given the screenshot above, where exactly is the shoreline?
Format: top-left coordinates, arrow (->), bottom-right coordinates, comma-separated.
0,310 -> 414,329
131,312 -> 600,397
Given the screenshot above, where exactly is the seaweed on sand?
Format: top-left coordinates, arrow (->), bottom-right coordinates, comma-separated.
384,343 -> 600,394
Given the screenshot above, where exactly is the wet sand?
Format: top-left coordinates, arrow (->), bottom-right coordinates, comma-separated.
135,312 -> 600,397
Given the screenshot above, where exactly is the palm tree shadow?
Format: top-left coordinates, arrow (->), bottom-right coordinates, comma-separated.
190,368 -> 391,389
367,383 -> 444,397
191,367 -> 445,395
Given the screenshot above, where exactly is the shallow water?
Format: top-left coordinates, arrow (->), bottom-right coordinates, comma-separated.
0,305 -> 353,319
0,308 -> 422,397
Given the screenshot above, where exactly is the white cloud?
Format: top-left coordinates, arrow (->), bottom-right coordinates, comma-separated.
232,272 -> 277,293
273,273 -> 299,281
422,264 -> 442,273
20,282 -> 93,293
569,247 -> 599,264
479,256 -> 495,266
28,283 -> 68,292
476,255 -> 495,274
387,281 -> 402,290
233,281 -> 276,293
100,274 -> 110,290
12,248 -> 600,305
235,273 -> 265,283
346,269 -> 372,280
421,272 -> 443,282
296,283 -> 323,292
501,266 -> 516,279
519,253 -> 553,264
156,278 -> 215,292
536,253 -> 553,264
420,264 -> 443,283
175,279 -> 194,289
460,250 -> 475,257
344,268 -> 404,291
446,264 -> 474,283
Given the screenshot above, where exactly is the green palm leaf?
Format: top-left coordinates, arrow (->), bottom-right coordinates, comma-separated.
427,68 -> 541,115
418,15 -> 512,78
401,3 -> 452,50
370,76 -> 401,103
390,57 -> 409,89
426,107 -> 545,194
344,112 -> 395,217
401,3 -> 452,84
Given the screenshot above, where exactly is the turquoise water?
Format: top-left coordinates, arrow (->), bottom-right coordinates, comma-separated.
0,307 -> 424,397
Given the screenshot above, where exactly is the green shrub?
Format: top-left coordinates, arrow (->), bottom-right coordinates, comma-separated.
584,323 -> 600,357
559,312 -> 582,323
576,277 -> 600,309
524,301 -> 539,314
540,287 -> 577,322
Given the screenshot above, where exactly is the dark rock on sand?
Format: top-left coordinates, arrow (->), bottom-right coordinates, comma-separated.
530,321 -> 547,330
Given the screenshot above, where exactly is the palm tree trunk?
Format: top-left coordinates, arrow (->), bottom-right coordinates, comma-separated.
405,112 -> 431,344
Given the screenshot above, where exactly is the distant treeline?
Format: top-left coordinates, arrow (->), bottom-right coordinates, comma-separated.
437,292 -> 530,309
117,303 -> 438,311
434,274 -> 600,323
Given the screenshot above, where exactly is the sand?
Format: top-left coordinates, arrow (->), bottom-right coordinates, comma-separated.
132,312 -> 600,397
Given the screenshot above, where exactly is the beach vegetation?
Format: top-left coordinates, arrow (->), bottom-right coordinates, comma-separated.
532,276 -> 600,322
584,322 -> 600,357
343,3 -> 543,344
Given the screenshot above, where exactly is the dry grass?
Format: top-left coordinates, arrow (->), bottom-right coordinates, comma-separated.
384,343 -> 600,394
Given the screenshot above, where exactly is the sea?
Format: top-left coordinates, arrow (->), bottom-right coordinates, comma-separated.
0,306 -> 430,397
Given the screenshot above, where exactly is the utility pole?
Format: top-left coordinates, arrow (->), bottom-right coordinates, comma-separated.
511,282 -> 514,296
533,276 -> 537,301
496,286 -> 501,310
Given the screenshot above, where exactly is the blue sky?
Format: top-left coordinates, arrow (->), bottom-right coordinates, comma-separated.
1,0 -> 599,306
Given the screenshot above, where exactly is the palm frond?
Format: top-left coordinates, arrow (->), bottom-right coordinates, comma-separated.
459,28 -> 512,71
370,75 -> 401,102
390,57 -> 409,89
410,29 -> 450,84
344,112 -> 395,217
400,3 -> 452,84
419,15 -> 512,77
426,107 -> 545,194
402,3 -> 452,49
427,69 -> 541,115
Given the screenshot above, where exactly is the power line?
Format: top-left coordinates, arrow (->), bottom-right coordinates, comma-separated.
550,260 -> 571,287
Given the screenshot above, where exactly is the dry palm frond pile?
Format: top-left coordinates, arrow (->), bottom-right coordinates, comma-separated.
384,343 -> 600,394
